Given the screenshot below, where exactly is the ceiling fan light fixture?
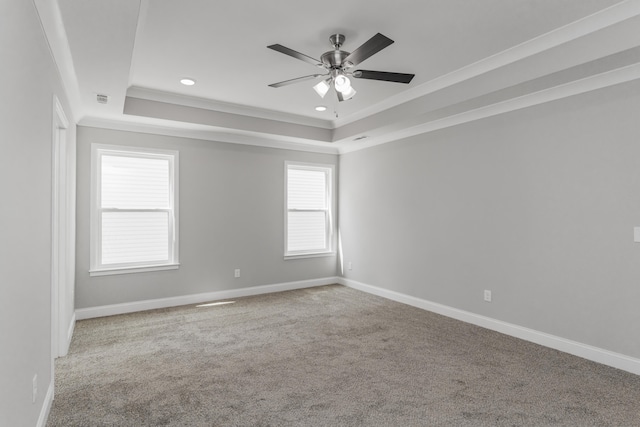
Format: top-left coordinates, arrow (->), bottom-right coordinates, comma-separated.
313,79 -> 331,98
334,75 -> 351,93
268,33 -> 415,103
340,86 -> 357,100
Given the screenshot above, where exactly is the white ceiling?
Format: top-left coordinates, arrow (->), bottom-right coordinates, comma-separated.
43,0 -> 640,152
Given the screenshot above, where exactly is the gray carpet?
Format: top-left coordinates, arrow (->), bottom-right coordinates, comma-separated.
47,285 -> 640,426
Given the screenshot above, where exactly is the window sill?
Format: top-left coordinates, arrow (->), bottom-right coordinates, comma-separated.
284,252 -> 336,260
89,263 -> 180,277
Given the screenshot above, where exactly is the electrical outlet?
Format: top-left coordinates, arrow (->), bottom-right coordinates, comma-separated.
234,269 -> 240,278
348,261 -> 353,270
32,374 -> 37,403
484,290 -> 492,302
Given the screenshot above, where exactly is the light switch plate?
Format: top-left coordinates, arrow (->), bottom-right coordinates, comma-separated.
634,227 -> 640,243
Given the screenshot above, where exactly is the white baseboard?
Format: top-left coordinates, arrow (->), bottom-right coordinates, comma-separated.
76,277 -> 340,320
37,380 -> 54,427
339,277 -> 640,376
73,275 -> 640,375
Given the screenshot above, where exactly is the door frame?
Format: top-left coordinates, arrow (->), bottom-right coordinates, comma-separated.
51,96 -> 71,371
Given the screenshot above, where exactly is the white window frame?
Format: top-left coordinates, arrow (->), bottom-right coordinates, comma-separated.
284,161 -> 335,259
90,144 -> 179,276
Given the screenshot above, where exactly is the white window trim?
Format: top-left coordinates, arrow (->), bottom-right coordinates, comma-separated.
284,161 -> 335,259
90,144 -> 179,276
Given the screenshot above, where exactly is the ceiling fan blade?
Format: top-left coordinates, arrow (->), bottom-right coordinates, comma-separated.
343,33 -> 394,67
267,44 -> 322,67
268,74 -> 326,88
352,70 -> 415,84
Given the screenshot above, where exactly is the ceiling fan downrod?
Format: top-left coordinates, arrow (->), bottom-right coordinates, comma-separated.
330,34 -> 345,50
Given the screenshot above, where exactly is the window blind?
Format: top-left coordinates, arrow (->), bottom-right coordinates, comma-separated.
287,211 -> 326,252
98,152 -> 174,267
287,169 -> 326,210
286,165 -> 331,255
101,155 -> 170,209
102,211 -> 169,265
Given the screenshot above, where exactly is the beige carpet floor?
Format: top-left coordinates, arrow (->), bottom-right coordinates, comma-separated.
47,285 -> 640,426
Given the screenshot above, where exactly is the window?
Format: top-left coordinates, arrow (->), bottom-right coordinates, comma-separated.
90,144 -> 179,275
285,162 -> 334,258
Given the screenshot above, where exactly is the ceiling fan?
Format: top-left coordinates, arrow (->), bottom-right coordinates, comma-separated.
267,33 -> 415,102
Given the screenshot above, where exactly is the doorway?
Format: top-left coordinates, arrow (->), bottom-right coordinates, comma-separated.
51,96 -> 74,363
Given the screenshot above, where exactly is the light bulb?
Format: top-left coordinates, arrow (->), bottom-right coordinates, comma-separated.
334,75 -> 351,93
313,79 -> 331,98
341,86 -> 356,100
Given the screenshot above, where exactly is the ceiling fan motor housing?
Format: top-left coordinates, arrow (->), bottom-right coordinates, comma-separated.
322,34 -> 353,71
321,50 -> 350,70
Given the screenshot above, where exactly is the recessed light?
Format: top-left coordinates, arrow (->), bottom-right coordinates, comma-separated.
315,105 -> 327,112
180,78 -> 196,86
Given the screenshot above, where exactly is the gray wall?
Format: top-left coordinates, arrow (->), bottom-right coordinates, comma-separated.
0,0 -> 76,424
75,127 -> 338,309
339,79 -> 640,360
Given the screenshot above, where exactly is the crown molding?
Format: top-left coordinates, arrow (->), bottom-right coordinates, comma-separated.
338,62 -> 640,154
33,0 -> 82,121
333,0 -> 640,129
127,86 -> 334,130
37,0 -> 640,155
78,116 -> 340,155
108,58 -> 640,156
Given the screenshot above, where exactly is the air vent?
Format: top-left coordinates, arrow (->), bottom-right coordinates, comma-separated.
96,94 -> 109,104
353,135 -> 368,141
